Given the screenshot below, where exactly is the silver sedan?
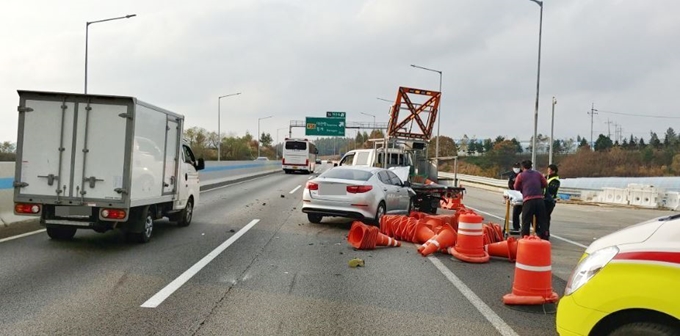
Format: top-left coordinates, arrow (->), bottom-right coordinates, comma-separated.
301,166 -> 415,224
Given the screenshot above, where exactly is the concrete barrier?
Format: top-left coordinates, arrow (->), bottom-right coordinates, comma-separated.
0,161 -> 282,226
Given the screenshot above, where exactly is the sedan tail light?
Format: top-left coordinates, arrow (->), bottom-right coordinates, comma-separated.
306,182 -> 319,190
347,185 -> 373,193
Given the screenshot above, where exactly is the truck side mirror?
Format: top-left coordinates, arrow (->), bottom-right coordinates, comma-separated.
196,158 -> 205,171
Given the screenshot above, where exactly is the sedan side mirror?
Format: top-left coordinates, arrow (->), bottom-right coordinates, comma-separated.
334,163 -> 338,167
402,181 -> 411,188
195,158 -> 205,171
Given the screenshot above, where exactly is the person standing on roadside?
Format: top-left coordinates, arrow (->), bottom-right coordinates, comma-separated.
543,164 -> 561,236
507,162 -> 523,234
513,160 -> 549,239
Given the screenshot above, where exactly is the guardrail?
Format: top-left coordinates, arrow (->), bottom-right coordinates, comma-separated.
0,161 -> 282,226
441,172 -> 678,211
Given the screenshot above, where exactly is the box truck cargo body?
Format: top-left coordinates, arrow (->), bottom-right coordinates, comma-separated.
12,90 -> 204,243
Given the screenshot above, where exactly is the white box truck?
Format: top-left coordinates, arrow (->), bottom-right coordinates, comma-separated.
12,90 -> 205,243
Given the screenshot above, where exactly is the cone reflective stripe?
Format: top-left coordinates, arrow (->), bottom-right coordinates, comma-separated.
503,236 -> 559,305
451,213 -> 490,263
485,237 -> 518,262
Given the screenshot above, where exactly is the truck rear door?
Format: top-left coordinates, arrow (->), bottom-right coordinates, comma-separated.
16,93 -> 129,204
71,100 -> 128,201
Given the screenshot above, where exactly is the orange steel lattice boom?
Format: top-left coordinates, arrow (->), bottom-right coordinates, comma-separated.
387,87 -> 441,140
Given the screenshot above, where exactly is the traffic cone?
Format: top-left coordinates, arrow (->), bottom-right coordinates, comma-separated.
418,224 -> 457,256
485,237 -> 518,262
503,236 -> 559,305
412,222 -> 435,244
376,233 -> 401,247
450,213 -> 490,263
348,221 -> 400,250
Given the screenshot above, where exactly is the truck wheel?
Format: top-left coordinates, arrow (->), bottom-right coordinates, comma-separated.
177,198 -> 194,227
126,206 -> 153,244
609,322 -> 678,336
46,227 -> 77,240
307,214 -> 323,224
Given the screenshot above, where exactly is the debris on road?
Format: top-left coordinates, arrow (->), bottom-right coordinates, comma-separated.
348,258 -> 365,268
281,195 -> 285,198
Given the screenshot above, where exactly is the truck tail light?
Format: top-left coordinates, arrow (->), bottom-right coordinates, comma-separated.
347,185 -> 373,193
15,203 -> 41,214
282,158 -> 286,165
101,208 -> 126,220
306,182 -> 319,190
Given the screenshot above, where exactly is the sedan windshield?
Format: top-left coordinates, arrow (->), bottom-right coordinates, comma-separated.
320,168 -> 373,181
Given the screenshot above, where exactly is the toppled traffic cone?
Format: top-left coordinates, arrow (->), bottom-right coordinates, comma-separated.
486,236 -> 518,262
418,224 -> 457,257
348,221 -> 400,250
412,222 -> 435,244
503,236 -> 559,305
450,213 -> 490,263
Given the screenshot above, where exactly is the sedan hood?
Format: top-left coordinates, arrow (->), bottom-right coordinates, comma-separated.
585,215 -> 680,254
389,167 -> 410,184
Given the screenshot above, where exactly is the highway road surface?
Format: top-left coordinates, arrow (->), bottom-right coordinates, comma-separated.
0,164 -> 674,335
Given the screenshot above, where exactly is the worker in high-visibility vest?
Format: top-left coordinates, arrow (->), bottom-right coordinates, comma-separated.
543,164 -> 561,240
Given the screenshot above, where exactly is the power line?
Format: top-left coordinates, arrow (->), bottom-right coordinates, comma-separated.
597,110 -> 680,119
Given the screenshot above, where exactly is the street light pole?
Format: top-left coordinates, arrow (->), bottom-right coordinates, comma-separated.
549,96 -> 556,164
410,64 -> 443,163
217,92 -> 241,161
528,0 -> 543,168
85,14 -> 136,94
360,112 -> 376,129
257,116 -> 273,158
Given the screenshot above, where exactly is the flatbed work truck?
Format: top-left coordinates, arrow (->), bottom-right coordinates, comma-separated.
12,90 -> 205,243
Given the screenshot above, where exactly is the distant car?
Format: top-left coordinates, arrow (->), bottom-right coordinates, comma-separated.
315,159 -> 322,164
556,214 -> 680,336
301,166 -> 415,224
254,157 -> 269,161
327,160 -> 332,164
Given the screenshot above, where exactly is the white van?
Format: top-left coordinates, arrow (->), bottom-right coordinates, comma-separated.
282,138 -> 317,174
12,90 -> 204,243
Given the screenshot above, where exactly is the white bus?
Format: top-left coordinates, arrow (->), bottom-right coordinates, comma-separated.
282,138 -> 317,174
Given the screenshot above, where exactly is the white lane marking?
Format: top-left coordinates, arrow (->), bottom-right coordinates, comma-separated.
0,229 -> 46,243
307,176 -> 314,180
141,219 -> 261,308
289,185 -> 302,194
428,256 -> 519,336
467,206 -> 589,249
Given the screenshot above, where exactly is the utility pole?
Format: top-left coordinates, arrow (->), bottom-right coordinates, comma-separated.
605,118 -> 613,139
588,103 -> 598,149
549,96 -> 556,165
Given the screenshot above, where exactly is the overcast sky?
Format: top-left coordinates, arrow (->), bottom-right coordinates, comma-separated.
2,0 -> 679,146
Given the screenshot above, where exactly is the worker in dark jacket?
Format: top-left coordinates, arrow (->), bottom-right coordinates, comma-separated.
507,162 -> 522,233
544,164 -> 561,236
514,160 -> 549,239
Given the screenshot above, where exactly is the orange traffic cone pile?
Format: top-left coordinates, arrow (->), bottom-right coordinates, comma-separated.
503,236 -> 559,305
348,221 -> 401,250
483,223 -> 505,245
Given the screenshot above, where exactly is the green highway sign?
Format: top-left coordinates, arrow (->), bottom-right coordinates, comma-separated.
305,117 -> 346,136
326,111 -> 346,118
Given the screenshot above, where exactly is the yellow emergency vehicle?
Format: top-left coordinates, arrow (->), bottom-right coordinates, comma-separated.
556,214 -> 680,336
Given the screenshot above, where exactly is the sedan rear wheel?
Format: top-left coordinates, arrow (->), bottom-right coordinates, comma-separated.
373,202 -> 386,225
